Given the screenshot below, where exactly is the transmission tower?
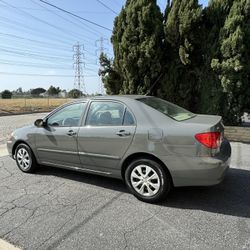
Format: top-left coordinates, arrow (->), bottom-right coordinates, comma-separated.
96,37 -> 108,95
73,42 -> 86,94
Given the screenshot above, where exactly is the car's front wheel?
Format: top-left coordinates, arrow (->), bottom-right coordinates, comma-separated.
125,158 -> 171,203
15,143 -> 36,173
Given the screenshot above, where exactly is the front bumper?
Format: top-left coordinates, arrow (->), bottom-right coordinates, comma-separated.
7,140 -> 14,157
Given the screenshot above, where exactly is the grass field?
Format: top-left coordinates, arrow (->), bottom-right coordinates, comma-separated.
0,98 -> 71,113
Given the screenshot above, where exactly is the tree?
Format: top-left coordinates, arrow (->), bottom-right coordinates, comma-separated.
68,89 -> 83,98
211,0 -> 250,125
98,53 -> 122,94
30,88 -> 46,97
199,0 -> 234,117
47,85 -> 61,96
112,0 -> 164,94
1,90 -> 12,99
16,87 -> 23,95
162,0 -> 203,112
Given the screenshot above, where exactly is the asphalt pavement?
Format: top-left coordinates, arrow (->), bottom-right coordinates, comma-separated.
0,142 -> 249,250
0,113 -> 48,145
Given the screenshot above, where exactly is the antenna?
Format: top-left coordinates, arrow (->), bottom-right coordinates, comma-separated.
145,73 -> 164,96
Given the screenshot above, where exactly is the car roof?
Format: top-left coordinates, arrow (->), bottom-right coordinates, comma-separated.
69,95 -> 147,104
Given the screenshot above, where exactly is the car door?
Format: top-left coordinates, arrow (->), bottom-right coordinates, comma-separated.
35,102 -> 86,167
77,100 -> 136,174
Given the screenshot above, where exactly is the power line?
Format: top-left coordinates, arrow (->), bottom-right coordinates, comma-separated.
2,6 -> 111,14
0,16 -> 73,46
0,72 -> 97,77
39,0 -> 113,32
0,32 -> 70,50
0,60 -> 72,69
96,0 -> 118,15
0,7 -> 102,58
0,1 -> 90,43
0,44 -> 71,58
30,0 -> 102,39
0,47 -> 71,61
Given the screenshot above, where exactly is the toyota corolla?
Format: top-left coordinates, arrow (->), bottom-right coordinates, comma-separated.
7,95 -> 231,203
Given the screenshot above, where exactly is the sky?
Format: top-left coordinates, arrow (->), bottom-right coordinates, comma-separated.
0,0 -> 208,94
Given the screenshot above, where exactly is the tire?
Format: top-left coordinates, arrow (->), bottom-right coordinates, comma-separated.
125,158 -> 171,203
15,143 -> 37,173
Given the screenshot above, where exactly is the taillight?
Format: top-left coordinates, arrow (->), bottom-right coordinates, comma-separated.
195,132 -> 221,149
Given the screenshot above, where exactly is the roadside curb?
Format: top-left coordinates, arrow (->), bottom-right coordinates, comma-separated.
0,144 -> 8,157
0,110 -> 50,117
0,239 -> 21,250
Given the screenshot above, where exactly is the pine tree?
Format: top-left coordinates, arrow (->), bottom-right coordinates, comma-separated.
98,53 -> 122,95
162,0 -> 203,112
111,0 -> 164,94
199,0 -> 234,116
211,0 -> 250,124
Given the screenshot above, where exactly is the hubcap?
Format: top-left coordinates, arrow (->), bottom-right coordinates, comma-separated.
16,148 -> 31,170
130,165 -> 160,197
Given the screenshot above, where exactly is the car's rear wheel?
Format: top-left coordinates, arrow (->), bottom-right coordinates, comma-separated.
15,143 -> 36,173
125,158 -> 171,203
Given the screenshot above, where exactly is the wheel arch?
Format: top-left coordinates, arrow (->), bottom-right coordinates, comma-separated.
12,140 -> 35,158
121,152 -> 173,186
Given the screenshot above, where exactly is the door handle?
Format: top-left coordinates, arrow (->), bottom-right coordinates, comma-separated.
67,130 -> 77,136
116,130 -> 131,137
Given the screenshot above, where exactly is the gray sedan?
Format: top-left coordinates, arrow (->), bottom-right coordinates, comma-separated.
7,95 -> 231,203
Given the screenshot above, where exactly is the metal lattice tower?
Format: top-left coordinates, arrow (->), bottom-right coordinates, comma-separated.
73,42 -> 86,94
96,37 -> 108,95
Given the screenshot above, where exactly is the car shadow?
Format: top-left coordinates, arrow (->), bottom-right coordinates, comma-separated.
36,165 -> 128,193
36,166 -> 250,218
160,168 -> 250,218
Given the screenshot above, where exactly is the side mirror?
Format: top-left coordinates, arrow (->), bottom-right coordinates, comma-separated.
34,119 -> 46,127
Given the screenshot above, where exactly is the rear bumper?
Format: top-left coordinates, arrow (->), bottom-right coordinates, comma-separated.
165,139 -> 232,187
172,157 -> 230,187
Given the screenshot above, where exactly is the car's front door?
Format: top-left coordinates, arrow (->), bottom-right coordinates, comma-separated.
77,101 -> 136,175
35,102 -> 86,167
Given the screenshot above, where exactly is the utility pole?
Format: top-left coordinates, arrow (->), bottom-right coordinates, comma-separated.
73,42 -> 86,95
96,37 -> 108,95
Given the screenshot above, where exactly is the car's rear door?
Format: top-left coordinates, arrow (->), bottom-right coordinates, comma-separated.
35,102 -> 86,167
77,100 -> 136,175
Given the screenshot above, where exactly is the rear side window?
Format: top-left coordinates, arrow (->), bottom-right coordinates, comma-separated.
138,97 -> 195,121
123,109 -> 135,125
86,101 -> 136,126
86,101 -> 125,126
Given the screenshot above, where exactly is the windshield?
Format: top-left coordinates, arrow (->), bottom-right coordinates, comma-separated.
138,97 -> 195,121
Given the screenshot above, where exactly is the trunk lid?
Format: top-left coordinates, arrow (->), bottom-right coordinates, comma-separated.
183,114 -> 224,134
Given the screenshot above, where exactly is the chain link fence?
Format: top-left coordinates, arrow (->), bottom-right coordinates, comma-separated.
0,96 -> 70,114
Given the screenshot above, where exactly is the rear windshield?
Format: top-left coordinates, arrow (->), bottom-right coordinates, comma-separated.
138,97 -> 195,121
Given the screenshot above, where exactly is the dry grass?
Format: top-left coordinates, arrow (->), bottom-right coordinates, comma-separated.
0,98 -> 71,113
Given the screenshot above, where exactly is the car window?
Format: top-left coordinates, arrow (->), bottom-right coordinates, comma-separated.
123,109 -> 135,125
138,97 -> 195,121
86,101 -> 125,126
47,102 -> 86,127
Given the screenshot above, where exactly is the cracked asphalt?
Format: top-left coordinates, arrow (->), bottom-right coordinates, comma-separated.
0,142 -> 249,250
